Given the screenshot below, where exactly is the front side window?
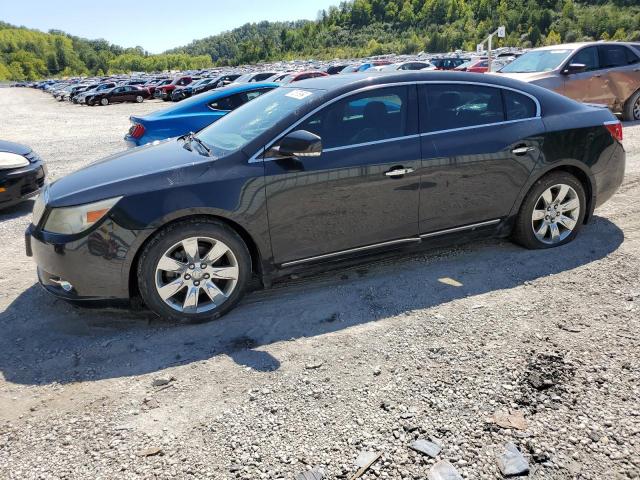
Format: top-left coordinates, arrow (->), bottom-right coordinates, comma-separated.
570,47 -> 599,71
298,87 -> 408,149
423,84 -> 505,132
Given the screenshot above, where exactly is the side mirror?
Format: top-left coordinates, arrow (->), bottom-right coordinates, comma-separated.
274,130 -> 322,158
562,63 -> 587,74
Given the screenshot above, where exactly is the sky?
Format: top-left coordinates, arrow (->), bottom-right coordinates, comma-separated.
1,0 -> 340,53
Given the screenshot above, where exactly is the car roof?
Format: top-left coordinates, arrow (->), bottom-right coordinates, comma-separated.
188,82 -> 279,101
534,41 -> 638,51
290,70 -> 529,91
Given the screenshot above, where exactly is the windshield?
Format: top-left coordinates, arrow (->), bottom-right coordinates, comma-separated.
196,87 -> 324,155
501,49 -> 571,73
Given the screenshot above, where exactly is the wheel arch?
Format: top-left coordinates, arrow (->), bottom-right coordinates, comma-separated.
127,213 -> 265,300
510,161 -> 595,225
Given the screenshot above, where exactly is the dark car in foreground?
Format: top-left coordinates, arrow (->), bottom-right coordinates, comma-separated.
26,72 -> 625,323
1,140 -> 46,210
86,85 -> 150,106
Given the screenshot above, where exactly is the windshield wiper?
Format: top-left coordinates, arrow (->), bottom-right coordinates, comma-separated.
182,132 -> 212,157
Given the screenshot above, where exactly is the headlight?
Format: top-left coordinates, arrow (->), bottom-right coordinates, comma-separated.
32,185 -> 49,226
43,196 -> 122,235
0,152 -> 29,170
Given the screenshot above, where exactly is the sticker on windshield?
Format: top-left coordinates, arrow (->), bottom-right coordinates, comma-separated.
285,89 -> 313,100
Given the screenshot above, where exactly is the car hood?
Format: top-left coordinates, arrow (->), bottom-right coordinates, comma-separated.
0,139 -> 31,155
47,138 -> 214,207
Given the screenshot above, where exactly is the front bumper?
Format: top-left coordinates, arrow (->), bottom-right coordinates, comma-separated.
25,219 -> 139,301
0,161 -> 46,209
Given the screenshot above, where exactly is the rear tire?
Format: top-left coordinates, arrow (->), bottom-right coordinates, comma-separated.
623,90 -> 640,121
100,97 -> 109,106
512,172 -> 586,249
136,95 -> 144,103
137,218 -> 251,323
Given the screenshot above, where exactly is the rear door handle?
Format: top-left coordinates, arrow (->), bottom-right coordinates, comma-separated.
512,146 -> 536,155
385,167 -> 414,177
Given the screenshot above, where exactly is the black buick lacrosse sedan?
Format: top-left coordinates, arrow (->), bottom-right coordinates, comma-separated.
26,72 -> 625,322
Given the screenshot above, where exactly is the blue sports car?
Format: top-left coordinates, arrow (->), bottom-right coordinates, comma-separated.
125,82 -> 278,146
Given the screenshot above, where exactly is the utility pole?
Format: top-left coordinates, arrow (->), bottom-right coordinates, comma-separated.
478,26 -> 506,71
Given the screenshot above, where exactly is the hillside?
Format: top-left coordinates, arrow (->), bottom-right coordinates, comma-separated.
0,22 -> 211,81
171,0 -> 640,64
1,0 -> 640,80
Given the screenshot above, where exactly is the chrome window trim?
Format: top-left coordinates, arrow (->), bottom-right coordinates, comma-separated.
249,80 -> 542,164
279,218 -> 502,267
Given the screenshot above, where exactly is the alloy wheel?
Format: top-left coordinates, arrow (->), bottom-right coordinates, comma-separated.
531,184 -> 580,245
154,236 -> 239,314
634,96 -> 640,121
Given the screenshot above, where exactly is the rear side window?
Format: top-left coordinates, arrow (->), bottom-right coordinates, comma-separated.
625,46 -> 640,65
422,84 -> 505,132
504,90 -> 537,120
209,90 -> 270,111
599,45 -> 630,69
209,93 -> 243,111
298,86 -> 409,149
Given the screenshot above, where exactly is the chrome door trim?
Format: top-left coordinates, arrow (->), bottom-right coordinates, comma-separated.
280,218 -> 502,267
419,219 -> 501,239
249,80 -> 542,164
419,117 -> 541,138
280,237 -> 422,267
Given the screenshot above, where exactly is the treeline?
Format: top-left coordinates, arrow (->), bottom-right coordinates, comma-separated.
172,0 -> 640,64
2,0 -> 640,80
0,22 -> 212,81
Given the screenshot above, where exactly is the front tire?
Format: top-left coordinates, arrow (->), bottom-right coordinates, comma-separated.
135,95 -> 144,103
512,172 -> 586,249
137,218 -> 251,323
623,90 -> 640,121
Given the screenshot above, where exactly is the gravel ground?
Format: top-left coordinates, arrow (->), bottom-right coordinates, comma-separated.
0,88 -> 639,480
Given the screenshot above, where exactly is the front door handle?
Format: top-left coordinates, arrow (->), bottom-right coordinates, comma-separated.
512,146 -> 536,155
385,167 -> 414,177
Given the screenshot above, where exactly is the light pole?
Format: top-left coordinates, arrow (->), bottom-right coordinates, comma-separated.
477,26 -> 506,71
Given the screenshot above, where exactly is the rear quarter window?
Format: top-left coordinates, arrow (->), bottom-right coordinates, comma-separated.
504,90 -> 538,120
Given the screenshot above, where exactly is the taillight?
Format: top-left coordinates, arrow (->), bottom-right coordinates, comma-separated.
604,121 -> 623,142
129,123 -> 145,139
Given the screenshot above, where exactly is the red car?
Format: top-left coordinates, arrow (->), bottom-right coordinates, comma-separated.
279,71 -> 329,84
455,59 -> 489,73
154,76 -> 193,101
